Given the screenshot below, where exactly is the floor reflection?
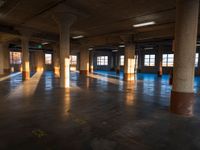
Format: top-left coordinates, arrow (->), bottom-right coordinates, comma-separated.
7,71 -> 43,99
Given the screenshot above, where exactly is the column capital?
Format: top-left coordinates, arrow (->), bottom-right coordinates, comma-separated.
120,34 -> 134,45
79,39 -> 91,48
16,27 -> 35,38
53,12 -> 76,27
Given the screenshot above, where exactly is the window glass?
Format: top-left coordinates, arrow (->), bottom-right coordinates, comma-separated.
195,53 -> 199,67
144,54 -> 155,66
97,56 -> 108,66
45,54 -> 52,65
120,55 -> 124,66
162,54 -> 174,67
70,55 -> 77,65
10,52 -> 22,64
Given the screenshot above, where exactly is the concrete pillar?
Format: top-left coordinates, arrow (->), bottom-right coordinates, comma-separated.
80,46 -> 89,75
0,43 -> 10,74
115,51 -> 120,74
170,0 -> 199,116
0,43 -> 4,74
137,49 -> 142,73
3,43 -> 10,74
157,46 -> 163,77
35,51 -> 45,72
53,44 -> 60,77
89,50 -> 94,73
124,42 -> 135,81
53,13 -> 76,88
21,36 -> 30,80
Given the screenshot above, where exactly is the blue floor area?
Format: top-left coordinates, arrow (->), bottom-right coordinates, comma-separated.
94,70 -> 200,94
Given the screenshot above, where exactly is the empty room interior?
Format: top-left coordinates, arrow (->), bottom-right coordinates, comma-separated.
0,0 -> 200,149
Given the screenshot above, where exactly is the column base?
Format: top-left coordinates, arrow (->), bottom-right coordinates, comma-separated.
22,71 -> 30,80
170,91 -> 194,117
157,71 -> 162,77
124,73 -> 135,81
54,67 -> 60,78
116,69 -> 120,74
80,70 -> 88,75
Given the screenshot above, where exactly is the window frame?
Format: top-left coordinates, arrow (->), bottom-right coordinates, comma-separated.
10,51 -> 22,65
162,53 -> 174,67
45,53 -> 52,65
70,55 -> 77,65
120,55 -> 124,66
144,54 -> 155,67
97,56 -> 108,66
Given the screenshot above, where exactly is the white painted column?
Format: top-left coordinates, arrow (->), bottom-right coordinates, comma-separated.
170,0 -> 199,116
53,13 -> 76,88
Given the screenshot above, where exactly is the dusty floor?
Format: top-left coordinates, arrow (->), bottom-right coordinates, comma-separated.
0,71 -> 200,150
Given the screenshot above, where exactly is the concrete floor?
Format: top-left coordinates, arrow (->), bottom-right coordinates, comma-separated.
0,71 -> 200,150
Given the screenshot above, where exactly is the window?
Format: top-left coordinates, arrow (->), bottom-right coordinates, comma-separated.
162,54 -> 174,67
97,56 -> 108,66
70,55 -> 77,65
144,54 -> 155,66
10,52 -> 22,64
195,53 -> 199,67
45,54 -> 52,65
120,55 -> 124,66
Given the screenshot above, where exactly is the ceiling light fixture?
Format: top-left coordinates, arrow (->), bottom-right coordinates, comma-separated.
133,21 -> 155,28
41,42 -> 49,45
144,47 -> 154,50
119,45 -> 125,48
72,35 -> 84,39
88,48 -> 93,51
112,50 -> 118,52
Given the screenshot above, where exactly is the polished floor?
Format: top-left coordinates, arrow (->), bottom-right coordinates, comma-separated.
0,71 -> 200,150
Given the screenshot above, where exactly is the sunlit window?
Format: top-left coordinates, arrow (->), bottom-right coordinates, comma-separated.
144,54 -> 155,66
120,55 -> 124,66
45,54 -> 52,65
195,53 -> 199,67
97,56 -> 108,66
162,54 -> 174,67
70,55 -> 77,65
10,52 -> 22,64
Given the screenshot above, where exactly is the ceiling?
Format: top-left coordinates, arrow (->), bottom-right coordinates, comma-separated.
0,0 -> 197,47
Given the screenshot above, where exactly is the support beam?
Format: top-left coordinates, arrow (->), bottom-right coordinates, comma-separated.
170,0 -> 199,116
